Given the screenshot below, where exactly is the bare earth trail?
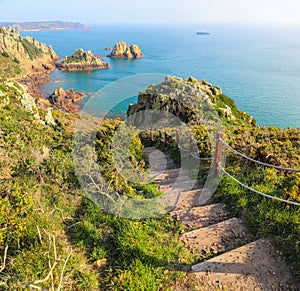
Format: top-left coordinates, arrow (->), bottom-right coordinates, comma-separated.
144,147 -> 300,291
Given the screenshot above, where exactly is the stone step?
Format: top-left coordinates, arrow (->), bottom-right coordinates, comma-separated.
149,160 -> 176,168
156,175 -> 193,185
150,168 -> 181,177
170,203 -> 228,228
142,147 -> 157,154
159,180 -> 200,193
181,218 -> 247,256
173,189 -> 204,210
191,239 -> 300,290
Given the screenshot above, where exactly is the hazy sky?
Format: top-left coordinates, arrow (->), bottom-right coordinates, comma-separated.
0,0 -> 300,25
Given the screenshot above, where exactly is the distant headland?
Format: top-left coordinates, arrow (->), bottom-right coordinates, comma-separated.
0,21 -> 90,32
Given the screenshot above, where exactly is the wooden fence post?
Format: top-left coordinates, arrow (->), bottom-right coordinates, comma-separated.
214,131 -> 224,176
176,129 -> 179,144
150,129 -> 153,141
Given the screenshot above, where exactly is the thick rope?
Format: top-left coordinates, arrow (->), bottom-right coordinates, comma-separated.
221,139 -> 300,172
190,152 -> 214,161
218,163 -> 300,207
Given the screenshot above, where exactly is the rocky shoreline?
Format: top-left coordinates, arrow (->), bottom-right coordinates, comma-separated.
49,87 -> 84,112
17,56 -> 60,99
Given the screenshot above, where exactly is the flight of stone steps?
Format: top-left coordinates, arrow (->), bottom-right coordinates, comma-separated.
144,147 -> 300,291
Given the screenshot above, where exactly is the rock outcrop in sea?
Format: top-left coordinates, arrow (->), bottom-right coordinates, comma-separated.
48,87 -> 84,113
109,42 -> 144,59
57,49 -> 110,71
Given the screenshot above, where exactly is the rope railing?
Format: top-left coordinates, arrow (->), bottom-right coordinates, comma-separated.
143,129 -> 300,207
219,163 -> 300,207
221,139 -> 300,173
190,152 -> 214,161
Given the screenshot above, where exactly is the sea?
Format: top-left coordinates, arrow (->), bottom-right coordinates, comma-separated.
21,24 -> 300,129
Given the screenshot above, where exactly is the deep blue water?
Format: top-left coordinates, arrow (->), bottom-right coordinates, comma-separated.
22,24 -> 300,128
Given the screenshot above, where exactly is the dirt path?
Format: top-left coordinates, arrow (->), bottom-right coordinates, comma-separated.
144,147 -> 300,291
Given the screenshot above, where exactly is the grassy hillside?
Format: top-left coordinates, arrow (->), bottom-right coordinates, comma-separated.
0,82 -> 196,290
0,55 -> 21,80
0,73 -> 299,290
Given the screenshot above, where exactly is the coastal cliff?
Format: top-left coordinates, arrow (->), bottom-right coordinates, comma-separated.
109,42 -> 144,59
0,26 -> 59,97
0,26 -> 56,67
57,49 -> 110,71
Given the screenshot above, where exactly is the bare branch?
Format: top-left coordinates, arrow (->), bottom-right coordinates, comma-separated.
57,250 -> 73,291
0,245 -> 8,273
37,225 -> 43,245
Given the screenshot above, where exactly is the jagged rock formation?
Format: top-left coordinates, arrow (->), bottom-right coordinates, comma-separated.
57,48 -> 110,71
48,87 -> 84,112
127,76 -> 255,125
109,42 -> 144,59
0,26 -> 57,67
0,26 -> 59,97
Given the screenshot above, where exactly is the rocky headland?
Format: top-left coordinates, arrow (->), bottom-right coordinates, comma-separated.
0,26 -> 59,97
127,75 -> 255,126
57,48 -> 110,71
109,42 -> 144,59
48,87 -> 84,113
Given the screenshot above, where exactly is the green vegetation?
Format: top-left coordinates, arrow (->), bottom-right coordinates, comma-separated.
0,84 -> 196,290
138,87 -> 300,279
20,38 -> 43,60
62,49 -> 102,65
0,55 -> 21,80
213,125 -> 300,277
0,70 -> 299,290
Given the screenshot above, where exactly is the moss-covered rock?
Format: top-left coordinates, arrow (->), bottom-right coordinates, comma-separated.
127,75 -> 255,127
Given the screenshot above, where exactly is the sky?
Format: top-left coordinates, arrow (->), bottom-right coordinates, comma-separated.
0,0 -> 300,25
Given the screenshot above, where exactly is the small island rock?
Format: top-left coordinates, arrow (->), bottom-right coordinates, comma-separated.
49,87 -> 84,112
57,48 -> 110,71
109,42 -> 144,59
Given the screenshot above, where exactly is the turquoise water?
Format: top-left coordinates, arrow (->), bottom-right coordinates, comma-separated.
22,24 -> 300,128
